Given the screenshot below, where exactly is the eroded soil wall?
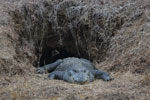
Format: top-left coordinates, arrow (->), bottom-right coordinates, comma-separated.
10,0 -> 125,68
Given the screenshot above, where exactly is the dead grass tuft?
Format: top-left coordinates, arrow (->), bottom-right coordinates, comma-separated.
141,75 -> 150,86
0,0 -> 150,100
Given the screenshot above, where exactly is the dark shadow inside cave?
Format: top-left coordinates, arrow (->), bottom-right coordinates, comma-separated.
39,47 -> 79,66
37,32 -> 91,67
10,0 -> 121,68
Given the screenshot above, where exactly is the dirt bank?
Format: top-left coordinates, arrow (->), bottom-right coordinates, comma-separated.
0,0 -> 150,100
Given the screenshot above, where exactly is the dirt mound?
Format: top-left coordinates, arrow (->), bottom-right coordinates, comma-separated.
10,0 -> 126,67
0,0 -> 150,100
99,0 -> 150,74
8,0 -> 150,74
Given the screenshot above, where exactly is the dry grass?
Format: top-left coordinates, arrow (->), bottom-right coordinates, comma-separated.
0,0 -> 150,100
10,0 -> 126,65
0,72 -> 149,100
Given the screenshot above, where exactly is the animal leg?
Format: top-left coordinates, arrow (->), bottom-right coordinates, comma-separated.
36,59 -> 63,74
48,71 -> 64,80
91,70 -> 113,81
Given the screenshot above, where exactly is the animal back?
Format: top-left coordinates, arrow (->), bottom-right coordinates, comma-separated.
55,57 -> 96,71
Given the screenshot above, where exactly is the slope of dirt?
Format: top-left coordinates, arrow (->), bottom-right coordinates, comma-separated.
0,0 -> 150,100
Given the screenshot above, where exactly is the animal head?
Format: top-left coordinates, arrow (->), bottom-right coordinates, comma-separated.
63,66 -> 95,84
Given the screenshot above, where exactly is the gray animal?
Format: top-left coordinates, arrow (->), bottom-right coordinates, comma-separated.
36,57 -> 113,84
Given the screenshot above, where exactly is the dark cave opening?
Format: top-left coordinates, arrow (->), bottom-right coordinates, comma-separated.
10,0 -> 121,68
39,47 -> 79,66
38,32 -> 91,67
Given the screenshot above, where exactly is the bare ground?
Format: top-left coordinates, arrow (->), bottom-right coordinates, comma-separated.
0,0 -> 150,100
0,72 -> 150,100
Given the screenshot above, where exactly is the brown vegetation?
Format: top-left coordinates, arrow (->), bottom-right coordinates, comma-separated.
0,0 -> 150,100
